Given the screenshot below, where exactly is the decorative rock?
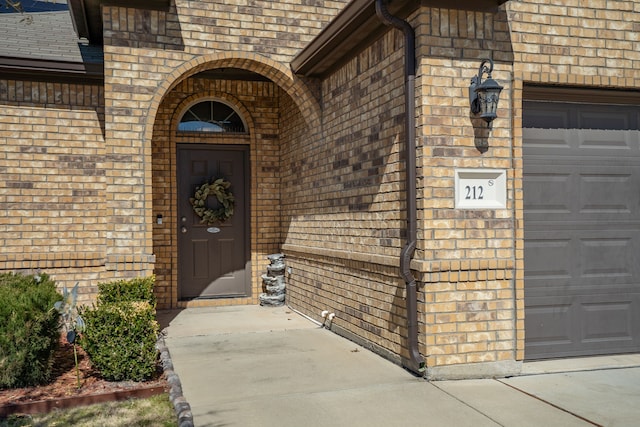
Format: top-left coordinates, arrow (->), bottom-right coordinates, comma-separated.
267,253 -> 285,268
265,282 -> 285,294
260,293 -> 286,306
259,253 -> 286,307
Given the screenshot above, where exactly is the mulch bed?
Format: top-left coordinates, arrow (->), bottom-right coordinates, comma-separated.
0,336 -> 169,417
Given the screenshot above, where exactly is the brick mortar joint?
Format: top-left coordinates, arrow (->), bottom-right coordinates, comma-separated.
414,259 -> 515,272
284,245 -> 516,276
0,252 -> 103,259
282,243 -> 400,269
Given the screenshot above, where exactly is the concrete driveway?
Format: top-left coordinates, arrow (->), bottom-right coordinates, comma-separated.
158,306 -> 640,427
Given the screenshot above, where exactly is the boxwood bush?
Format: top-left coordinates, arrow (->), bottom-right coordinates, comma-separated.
0,272 -> 62,388
80,276 -> 159,382
96,276 -> 156,307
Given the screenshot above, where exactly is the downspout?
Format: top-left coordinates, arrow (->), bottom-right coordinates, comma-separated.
375,0 -> 425,375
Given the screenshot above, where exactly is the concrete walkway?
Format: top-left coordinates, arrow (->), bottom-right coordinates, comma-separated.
158,306 -> 640,427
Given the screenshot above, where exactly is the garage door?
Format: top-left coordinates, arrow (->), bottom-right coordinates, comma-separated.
523,99 -> 640,360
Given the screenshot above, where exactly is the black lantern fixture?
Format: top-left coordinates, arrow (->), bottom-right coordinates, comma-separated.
469,58 -> 503,127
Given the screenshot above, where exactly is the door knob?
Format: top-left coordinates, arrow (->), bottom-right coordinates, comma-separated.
181,226 -> 187,234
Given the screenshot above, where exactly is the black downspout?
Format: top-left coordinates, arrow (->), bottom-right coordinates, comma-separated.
375,0 -> 425,375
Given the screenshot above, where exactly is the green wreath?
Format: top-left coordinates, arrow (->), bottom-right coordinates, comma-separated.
189,177 -> 235,224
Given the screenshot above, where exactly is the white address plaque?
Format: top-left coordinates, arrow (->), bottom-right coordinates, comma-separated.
454,169 -> 507,209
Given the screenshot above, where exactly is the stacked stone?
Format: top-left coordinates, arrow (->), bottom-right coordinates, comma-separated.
259,253 -> 286,307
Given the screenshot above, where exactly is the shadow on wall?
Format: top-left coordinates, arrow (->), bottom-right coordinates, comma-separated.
103,1 -> 185,51
281,7 -> 514,235
278,6 -> 514,356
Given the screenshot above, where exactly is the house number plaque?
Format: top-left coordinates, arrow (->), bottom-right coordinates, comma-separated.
454,169 -> 506,209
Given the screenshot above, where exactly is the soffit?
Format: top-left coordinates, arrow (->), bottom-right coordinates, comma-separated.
292,0 -> 509,77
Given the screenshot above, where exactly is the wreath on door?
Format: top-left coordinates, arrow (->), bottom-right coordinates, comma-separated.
189,177 -> 235,224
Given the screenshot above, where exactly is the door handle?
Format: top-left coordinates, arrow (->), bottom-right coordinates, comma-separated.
181,226 -> 187,234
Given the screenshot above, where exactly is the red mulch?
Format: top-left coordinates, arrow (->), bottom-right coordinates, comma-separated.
0,336 -> 168,408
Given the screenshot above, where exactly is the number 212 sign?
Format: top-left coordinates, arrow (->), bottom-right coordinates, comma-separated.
454,169 -> 506,209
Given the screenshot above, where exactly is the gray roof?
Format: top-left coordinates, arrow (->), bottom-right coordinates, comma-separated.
0,10 -> 103,65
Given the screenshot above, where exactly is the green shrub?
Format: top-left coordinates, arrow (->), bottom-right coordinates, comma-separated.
0,272 -> 62,388
80,276 -> 159,382
96,275 -> 156,307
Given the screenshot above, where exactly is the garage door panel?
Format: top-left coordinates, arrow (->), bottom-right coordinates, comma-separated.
524,104 -> 572,129
525,295 -> 640,359
582,300 -> 633,343
523,172 -> 572,214
524,129 -> 640,158
526,229 -> 640,293
524,237 -> 572,283
525,300 -> 572,346
526,101 -> 640,131
523,166 -> 638,219
580,173 -> 634,214
580,237 -> 635,281
577,110 -> 635,131
578,129 -> 639,150
523,128 -> 572,151
525,169 -> 640,221
524,100 -> 640,360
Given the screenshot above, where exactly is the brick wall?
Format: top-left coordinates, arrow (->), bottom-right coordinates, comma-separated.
98,0 -> 345,306
0,79 -> 107,300
151,77 -> 284,308
285,6 -> 519,374
508,0 -> 640,87
1,0 -> 346,303
284,29 -> 407,255
364,0 -> 640,374
283,28 -> 413,361
103,1 -> 347,62
414,8 -> 516,374
4,0 -> 640,376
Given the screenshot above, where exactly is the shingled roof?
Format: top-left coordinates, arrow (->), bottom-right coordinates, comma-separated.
0,4 -> 103,81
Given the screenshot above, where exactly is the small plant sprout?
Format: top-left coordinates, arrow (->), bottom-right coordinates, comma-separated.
54,282 -> 85,388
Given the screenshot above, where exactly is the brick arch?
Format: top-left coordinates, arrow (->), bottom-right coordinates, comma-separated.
144,52 -> 321,143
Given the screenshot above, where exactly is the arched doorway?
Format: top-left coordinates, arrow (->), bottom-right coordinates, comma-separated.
146,54 -> 321,309
176,99 -> 251,300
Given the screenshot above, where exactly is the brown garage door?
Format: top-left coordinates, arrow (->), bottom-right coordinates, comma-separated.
523,99 -> 640,360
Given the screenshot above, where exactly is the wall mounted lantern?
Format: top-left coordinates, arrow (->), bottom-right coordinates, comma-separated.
469,58 -> 503,127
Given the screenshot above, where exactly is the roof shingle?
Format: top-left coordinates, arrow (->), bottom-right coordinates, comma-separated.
0,9 -> 103,65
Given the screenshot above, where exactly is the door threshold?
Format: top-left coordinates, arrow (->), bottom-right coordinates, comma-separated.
521,353 -> 640,376
177,297 -> 254,308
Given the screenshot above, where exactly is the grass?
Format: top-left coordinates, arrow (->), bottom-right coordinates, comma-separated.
1,393 -> 177,427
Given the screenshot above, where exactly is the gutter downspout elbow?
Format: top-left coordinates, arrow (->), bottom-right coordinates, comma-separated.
375,0 -> 425,376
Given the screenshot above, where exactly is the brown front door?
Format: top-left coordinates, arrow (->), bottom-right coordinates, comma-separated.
177,144 -> 250,299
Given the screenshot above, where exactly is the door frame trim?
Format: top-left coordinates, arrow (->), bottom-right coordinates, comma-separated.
524,84 -> 640,105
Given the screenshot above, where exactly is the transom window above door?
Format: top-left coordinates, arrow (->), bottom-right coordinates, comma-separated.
178,100 -> 247,133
